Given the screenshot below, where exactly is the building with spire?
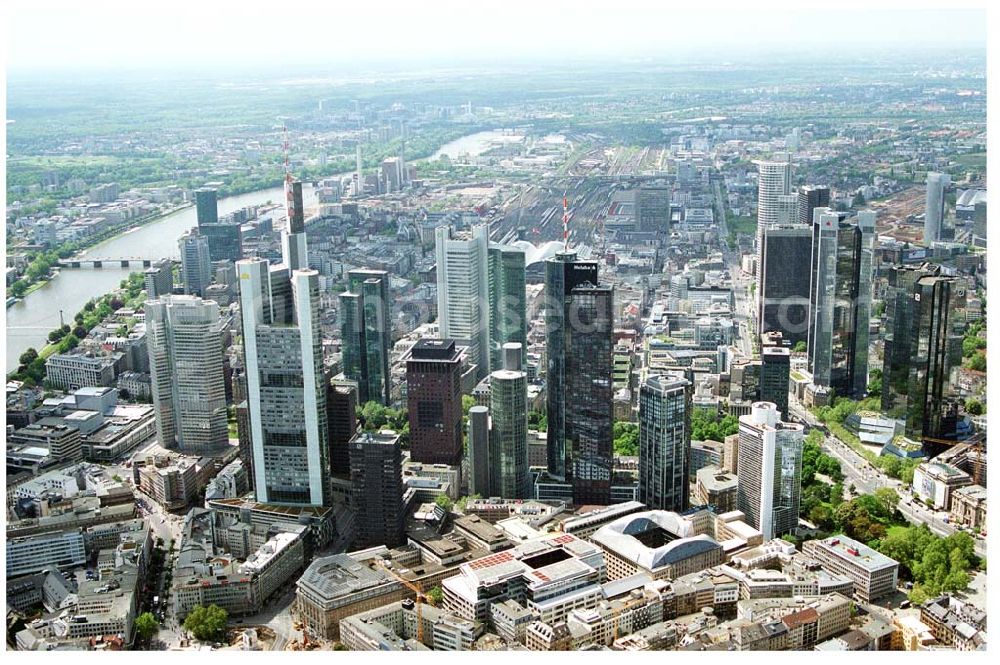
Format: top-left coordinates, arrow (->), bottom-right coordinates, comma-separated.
238,258 -> 330,507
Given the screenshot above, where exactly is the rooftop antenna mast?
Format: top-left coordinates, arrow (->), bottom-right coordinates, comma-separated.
562,191 -> 570,251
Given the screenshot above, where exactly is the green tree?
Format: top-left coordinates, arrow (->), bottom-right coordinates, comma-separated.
426,586 -> 444,606
965,399 -> 984,416
434,494 -> 454,511
612,421 -> 640,456
18,348 -> 38,367
966,351 -> 986,372
183,604 -> 228,642
359,401 -> 388,431
462,394 -> 476,417
134,612 -> 159,644
809,504 -> 835,531
792,341 -> 807,353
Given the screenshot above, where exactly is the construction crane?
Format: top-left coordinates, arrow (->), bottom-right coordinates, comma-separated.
376,560 -> 434,645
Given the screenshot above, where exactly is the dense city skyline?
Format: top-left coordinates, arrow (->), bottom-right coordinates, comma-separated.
3,1 -> 991,655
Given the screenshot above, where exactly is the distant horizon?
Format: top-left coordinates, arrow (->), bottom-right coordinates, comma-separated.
5,2 -> 988,78
6,43 -> 988,84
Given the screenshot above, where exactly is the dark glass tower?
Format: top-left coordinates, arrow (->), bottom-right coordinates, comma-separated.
882,264 -> 936,417
883,266 -> 966,447
340,269 -> 392,406
797,185 -> 830,227
195,187 -> 219,225
807,209 -> 874,398
638,373 -> 691,512
197,187 -> 243,262
545,250 -> 614,505
350,431 -> 405,548
758,225 -> 812,347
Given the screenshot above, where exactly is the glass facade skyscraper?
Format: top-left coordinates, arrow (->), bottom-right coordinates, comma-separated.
637,373 -> 691,512
340,269 -> 392,406
489,343 -> 530,499
238,258 -> 331,507
807,208 -> 874,398
350,431 -> 405,548
196,186 -> 243,262
758,225 -> 812,348
146,295 -> 228,455
545,250 -> 614,505
435,225 -> 490,379
178,230 -> 212,298
487,243 -> 527,373
883,265 -> 966,445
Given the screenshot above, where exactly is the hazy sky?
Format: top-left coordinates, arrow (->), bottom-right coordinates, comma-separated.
5,0 -> 988,73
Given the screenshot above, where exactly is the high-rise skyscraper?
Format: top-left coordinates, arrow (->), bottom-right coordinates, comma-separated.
736,401 -> 804,540
637,373 -> 692,512
406,338 -> 464,466
760,344 -> 791,419
797,185 -> 830,227
178,230 -> 212,297
754,155 -> 793,260
238,258 -> 330,507
196,187 -> 243,263
489,343 -> 530,499
146,295 -> 228,455
487,243 -> 527,373
195,187 -> 219,225
775,193 -> 800,225
924,172 -> 951,245
807,208 -> 874,397
144,259 -> 174,300
636,182 -> 672,233
545,250 -> 614,505
758,224 -> 812,348
349,431 -> 405,549
327,379 -> 358,478
882,266 -> 966,444
435,225 -> 489,379
881,264 -> 933,420
340,268 -> 392,406
467,406 -> 491,497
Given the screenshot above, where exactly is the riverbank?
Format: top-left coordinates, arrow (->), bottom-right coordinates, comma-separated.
7,202 -> 193,299
6,129 -> 514,370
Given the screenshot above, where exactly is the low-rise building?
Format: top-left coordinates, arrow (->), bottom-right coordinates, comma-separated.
295,554 -> 408,639
442,532 -> 605,627
8,422 -> 84,466
695,466 -> 738,512
912,461 -> 972,510
558,500 -> 645,539
590,510 -> 724,581
949,484 -> 986,531
802,536 -> 899,603
44,350 -> 121,391
6,529 -> 87,578
340,599 -> 482,651
920,594 -> 987,650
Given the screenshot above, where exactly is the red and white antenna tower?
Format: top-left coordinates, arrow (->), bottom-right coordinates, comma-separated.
562,191 -> 569,250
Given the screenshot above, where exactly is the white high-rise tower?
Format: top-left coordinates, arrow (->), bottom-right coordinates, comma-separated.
238,258 -> 330,507
736,401 -> 804,540
434,224 -> 490,379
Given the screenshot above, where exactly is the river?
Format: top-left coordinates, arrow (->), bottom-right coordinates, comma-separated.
5,130 -> 503,371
